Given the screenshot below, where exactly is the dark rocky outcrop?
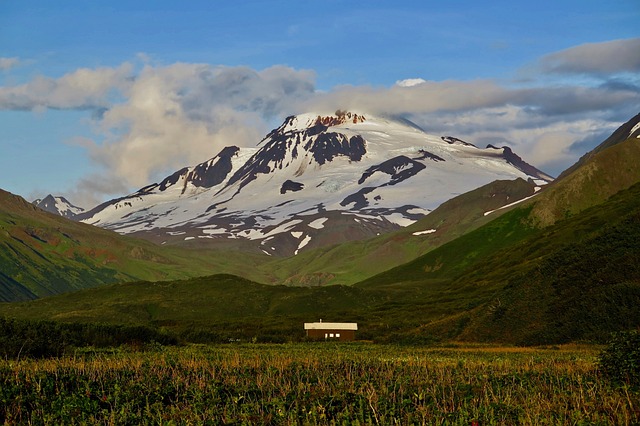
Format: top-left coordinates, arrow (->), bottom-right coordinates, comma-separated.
280,180 -> 304,194
184,146 -> 239,191
358,156 -> 426,186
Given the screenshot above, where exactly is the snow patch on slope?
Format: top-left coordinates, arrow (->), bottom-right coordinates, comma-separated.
412,229 -> 436,236
295,235 -> 312,255
484,191 -> 541,216
308,218 -> 328,229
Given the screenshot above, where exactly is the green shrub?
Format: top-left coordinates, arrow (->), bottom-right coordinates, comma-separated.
598,330 -> 640,387
0,317 -> 177,358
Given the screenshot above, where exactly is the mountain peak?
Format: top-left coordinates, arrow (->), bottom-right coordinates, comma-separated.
77,110 -> 551,256
270,111 -> 368,136
33,195 -> 84,219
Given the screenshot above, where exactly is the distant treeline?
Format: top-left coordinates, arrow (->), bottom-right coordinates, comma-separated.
0,317 -> 177,359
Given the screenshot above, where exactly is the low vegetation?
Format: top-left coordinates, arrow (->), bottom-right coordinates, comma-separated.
0,317 -> 176,359
359,180 -> 640,345
0,344 -> 640,425
599,330 -> 640,388
1,344 -> 638,425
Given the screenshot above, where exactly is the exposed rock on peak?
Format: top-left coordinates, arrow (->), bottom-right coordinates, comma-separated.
487,145 -> 554,181
184,146 -> 239,191
280,180 -> 304,194
222,118 -> 367,194
442,136 -> 475,147
314,111 -> 366,127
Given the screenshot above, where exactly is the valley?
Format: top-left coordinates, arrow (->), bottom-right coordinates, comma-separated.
1,112 -> 639,346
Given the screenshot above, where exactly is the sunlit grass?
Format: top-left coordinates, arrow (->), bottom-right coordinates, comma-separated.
1,344 -> 637,425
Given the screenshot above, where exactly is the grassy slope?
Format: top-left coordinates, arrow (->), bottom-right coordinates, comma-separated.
529,131 -> 640,226
0,274 -> 382,341
260,178 -> 537,286
421,181 -> 640,344
0,189 -> 269,301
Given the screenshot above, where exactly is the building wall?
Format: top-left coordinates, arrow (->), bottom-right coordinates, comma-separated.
306,329 -> 356,342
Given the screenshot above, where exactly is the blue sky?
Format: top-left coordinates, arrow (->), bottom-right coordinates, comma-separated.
1,0 -> 639,206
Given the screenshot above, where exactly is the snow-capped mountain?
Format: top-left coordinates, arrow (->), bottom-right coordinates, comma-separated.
78,111 -> 552,256
33,195 -> 85,219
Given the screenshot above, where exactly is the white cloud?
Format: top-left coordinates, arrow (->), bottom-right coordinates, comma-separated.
0,57 -> 20,70
69,174 -> 131,210
305,77 -> 638,119
303,79 -> 516,116
0,61 -> 316,200
395,78 -> 427,87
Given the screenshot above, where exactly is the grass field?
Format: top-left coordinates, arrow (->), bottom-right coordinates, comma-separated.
1,343 -> 638,425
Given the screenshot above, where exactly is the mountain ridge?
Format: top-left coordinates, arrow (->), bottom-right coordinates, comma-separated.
32,194 -> 85,219
74,111 -> 551,256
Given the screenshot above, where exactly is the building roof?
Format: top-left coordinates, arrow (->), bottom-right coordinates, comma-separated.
304,322 -> 358,330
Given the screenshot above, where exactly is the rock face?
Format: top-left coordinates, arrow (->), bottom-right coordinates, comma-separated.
78,111 -> 552,256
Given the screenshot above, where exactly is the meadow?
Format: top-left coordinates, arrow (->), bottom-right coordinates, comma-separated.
1,343 -> 638,425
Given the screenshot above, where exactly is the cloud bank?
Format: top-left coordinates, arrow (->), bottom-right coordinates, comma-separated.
539,38 -> 640,75
0,64 -> 134,110
84,63 -> 316,190
2,39 -> 638,206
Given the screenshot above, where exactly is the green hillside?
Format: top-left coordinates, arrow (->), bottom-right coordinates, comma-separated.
0,189 -> 269,301
528,136 -> 640,226
418,180 -> 640,344
0,273 -> 382,342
